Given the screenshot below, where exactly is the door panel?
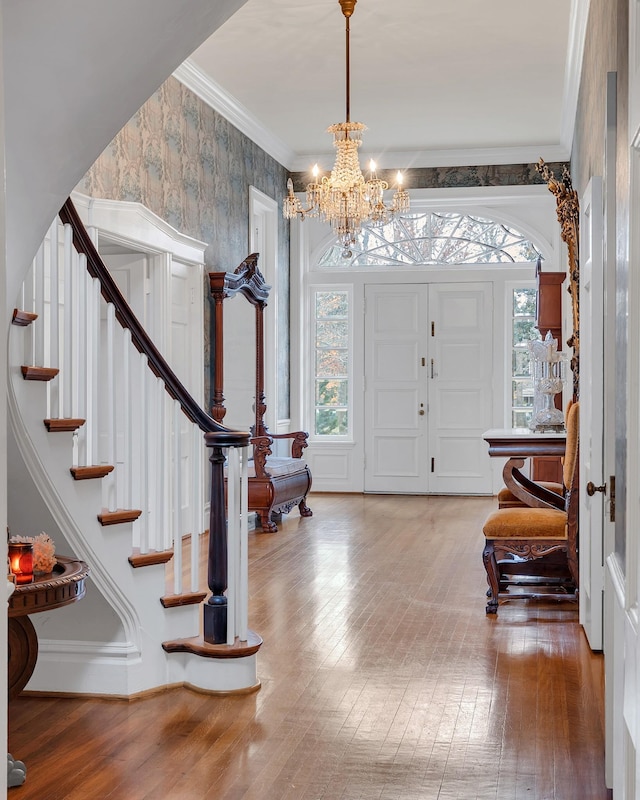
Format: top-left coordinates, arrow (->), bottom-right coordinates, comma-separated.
428,283 -> 493,493
579,176 -> 605,650
364,286 -> 428,492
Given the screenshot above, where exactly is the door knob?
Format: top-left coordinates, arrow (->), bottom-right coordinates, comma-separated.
586,481 -> 606,496
419,403 -> 425,416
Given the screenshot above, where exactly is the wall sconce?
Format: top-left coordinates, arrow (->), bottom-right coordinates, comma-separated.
8,541 -> 34,585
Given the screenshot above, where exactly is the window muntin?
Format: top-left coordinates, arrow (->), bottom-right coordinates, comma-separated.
318,212 -> 541,269
313,289 -> 350,437
511,287 -> 541,428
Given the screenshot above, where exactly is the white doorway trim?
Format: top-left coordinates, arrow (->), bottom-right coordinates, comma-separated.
249,186 -> 280,434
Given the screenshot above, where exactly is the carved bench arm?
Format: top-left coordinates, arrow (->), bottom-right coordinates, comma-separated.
251,436 -> 273,478
269,430 -> 309,459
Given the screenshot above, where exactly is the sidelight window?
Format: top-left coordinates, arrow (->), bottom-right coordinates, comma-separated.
312,288 -> 351,437
511,286 -> 541,427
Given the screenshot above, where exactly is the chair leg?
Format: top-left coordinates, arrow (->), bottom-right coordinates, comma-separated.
482,541 -> 500,614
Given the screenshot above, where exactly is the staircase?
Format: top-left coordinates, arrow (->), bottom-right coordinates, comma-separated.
7,199 -> 261,696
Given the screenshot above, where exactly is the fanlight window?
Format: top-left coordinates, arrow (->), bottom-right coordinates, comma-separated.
318,212 -> 541,268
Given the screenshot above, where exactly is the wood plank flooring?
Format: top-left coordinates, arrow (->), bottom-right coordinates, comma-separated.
8,493 -> 611,799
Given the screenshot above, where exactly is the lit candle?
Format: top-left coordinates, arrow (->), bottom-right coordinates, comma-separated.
396,171 -> 403,186
312,163 -> 320,182
8,542 -> 34,585
369,159 -> 377,177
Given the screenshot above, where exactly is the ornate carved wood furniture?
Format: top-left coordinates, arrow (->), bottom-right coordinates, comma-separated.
210,255 -> 312,533
482,402 -> 579,613
8,555 -> 90,698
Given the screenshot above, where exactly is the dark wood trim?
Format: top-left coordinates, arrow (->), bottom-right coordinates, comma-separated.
127,549 -> 174,568
21,366 -> 59,382
70,465 -> 114,480
12,309 -> 38,326
160,591 -> 208,608
162,629 -> 263,658
98,509 -> 143,526
44,418 -> 85,433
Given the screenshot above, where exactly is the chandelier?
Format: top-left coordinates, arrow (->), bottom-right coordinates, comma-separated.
283,0 -> 410,257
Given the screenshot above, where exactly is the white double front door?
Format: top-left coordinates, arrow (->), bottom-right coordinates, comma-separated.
364,282 -> 493,494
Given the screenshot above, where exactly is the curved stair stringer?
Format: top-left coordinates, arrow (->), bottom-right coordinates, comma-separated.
8,334 -> 202,697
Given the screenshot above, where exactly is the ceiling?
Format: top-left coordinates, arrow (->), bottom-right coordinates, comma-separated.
176,0 -> 582,173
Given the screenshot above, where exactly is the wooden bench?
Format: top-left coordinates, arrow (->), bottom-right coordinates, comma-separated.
210,255 -> 312,532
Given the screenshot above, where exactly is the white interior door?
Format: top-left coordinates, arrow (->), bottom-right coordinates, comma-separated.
428,283 -> 494,494
364,285 -> 428,493
579,176 -> 605,651
364,282 -> 493,494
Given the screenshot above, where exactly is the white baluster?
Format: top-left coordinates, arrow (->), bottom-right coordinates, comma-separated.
172,400 -> 183,595
34,243 -> 45,368
87,277 -> 101,468
161,391 -> 171,552
105,304 -> 117,511
76,254 -> 89,467
121,328 -> 132,510
227,446 -> 239,645
63,223 -> 73,418
71,248 -> 82,421
48,219 -> 60,419
149,375 -> 163,553
190,424 -> 202,593
138,353 -> 149,554
239,445 -> 249,642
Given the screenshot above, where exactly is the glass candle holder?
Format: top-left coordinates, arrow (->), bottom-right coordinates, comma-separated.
8,542 -> 34,585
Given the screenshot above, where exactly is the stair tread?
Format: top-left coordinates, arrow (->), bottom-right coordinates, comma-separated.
70,465 -> 114,480
162,630 -> 263,659
98,509 -> 142,526
160,591 -> 207,608
129,549 -> 174,568
12,309 -> 38,326
45,418 -> 86,432
21,366 -> 59,381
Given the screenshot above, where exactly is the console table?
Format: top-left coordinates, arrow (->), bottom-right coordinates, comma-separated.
8,555 -> 90,699
483,428 -> 567,509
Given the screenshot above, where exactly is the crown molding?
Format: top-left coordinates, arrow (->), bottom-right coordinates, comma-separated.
173,60 -> 295,170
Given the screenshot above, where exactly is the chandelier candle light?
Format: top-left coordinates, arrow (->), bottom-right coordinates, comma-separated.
283,0 -> 410,257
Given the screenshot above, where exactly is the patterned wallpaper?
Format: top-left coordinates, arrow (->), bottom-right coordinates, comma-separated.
77,76 -> 290,419
290,162 -> 566,192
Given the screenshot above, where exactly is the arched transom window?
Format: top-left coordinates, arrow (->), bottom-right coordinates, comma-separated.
318,211 -> 541,268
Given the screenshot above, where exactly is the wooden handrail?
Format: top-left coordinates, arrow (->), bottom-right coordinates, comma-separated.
59,198 -> 249,447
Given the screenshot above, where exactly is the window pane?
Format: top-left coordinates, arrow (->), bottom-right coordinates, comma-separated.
316,291 -> 348,318
313,288 -> 351,437
513,288 -> 537,316
315,408 -> 348,436
318,211 -> 541,268
512,379 -> 534,408
513,318 -> 539,346
315,379 -> 348,405
316,349 -> 348,377
512,348 -> 532,377
510,287 -> 540,428
316,320 -> 348,348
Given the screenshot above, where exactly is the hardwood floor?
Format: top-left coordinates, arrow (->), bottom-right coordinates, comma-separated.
8,493 -> 611,799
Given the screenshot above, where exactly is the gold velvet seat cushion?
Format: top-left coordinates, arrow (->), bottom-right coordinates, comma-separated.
483,507 -> 567,539
497,481 -> 563,506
